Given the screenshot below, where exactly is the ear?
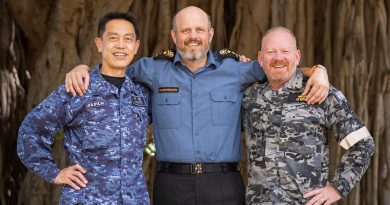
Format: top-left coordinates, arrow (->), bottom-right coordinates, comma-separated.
208,27 -> 214,43
133,39 -> 140,55
258,51 -> 264,67
295,49 -> 301,66
95,37 -> 102,53
171,30 -> 177,44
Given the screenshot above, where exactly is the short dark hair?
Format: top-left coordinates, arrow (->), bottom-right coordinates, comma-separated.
97,11 -> 140,39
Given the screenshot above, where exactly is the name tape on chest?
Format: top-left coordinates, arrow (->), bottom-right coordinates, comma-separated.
287,93 -> 306,103
86,101 -> 106,108
159,87 -> 179,93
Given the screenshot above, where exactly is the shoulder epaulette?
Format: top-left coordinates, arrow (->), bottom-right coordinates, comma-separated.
153,49 -> 176,61
216,49 -> 240,61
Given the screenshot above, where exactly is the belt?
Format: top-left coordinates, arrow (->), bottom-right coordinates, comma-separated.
157,162 -> 239,174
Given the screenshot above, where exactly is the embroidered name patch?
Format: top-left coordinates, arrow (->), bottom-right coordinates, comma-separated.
131,94 -> 147,107
159,87 -> 179,93
287,93 -> 306,102
86,101 -> 106,108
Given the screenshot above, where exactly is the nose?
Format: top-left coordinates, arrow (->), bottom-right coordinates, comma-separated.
116,37 -> 125,48
189,29 -> 198,38
274,51 -> 285,59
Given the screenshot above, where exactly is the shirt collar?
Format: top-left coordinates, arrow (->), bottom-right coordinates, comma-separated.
283,71 -> 304,91
88,65 -> 134,95
262,70 -> 303,100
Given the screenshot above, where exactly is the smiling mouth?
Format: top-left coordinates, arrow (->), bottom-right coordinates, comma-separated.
187,43 -> 199,46
185,39 -> 201,47
113,52 -> 128,57
271,64 -> 288,69
270,60 -> 288,69
186,43 -> 200,49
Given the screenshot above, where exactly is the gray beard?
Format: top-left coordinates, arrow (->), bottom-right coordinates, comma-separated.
178,49 -> 208,62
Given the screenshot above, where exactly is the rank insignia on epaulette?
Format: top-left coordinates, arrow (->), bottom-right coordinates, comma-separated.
287,93 -> 306,102
218,49 -> 240,61
153,49 -> 176,61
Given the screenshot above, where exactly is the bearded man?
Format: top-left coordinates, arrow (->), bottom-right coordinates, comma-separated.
242,27 -> 374,205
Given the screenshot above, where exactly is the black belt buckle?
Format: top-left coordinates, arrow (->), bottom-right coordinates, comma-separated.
190,163 -> 203,174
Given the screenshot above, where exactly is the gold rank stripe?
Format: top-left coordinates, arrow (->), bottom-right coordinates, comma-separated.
339,126 -> 372,150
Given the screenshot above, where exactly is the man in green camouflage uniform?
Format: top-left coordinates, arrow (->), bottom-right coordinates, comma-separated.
242,27 -> 375,205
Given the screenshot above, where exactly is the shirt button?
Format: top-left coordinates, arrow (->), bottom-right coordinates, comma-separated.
224,96 -> 227,100
195,132 -> 199,136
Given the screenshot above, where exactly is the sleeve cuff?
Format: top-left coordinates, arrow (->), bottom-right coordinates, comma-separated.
44,167 -> 61,183
330,180 -> 348,197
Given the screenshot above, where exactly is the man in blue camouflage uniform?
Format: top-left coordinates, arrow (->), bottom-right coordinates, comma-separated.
17,12 -> 150,204
242,27 -> 375,205
64,7 -> 330,205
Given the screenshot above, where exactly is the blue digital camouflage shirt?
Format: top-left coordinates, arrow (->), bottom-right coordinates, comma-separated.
17,66 -> 150,205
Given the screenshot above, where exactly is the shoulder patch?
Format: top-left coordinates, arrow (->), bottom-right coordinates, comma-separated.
153,49 -> 176,61
217,49 -> 240,61
334,90 -> 347,102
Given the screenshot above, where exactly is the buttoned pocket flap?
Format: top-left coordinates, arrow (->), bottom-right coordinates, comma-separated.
211,90 -> 238,102
157,94 -> 181,105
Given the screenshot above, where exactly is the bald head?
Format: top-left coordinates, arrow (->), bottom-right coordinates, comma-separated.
172,6 -> 211,31
261,27 -> 297,51
170,6 -> 214,66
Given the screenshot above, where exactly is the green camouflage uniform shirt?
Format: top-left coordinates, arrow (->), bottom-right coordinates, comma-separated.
242,71 -> 375,205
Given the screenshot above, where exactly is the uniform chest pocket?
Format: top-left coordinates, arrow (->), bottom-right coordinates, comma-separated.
73,96 -> 114,125
210,90 -> 239,126
75,97 -> 118,150
155,93 -> 181,129
82,107 -> 110,125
